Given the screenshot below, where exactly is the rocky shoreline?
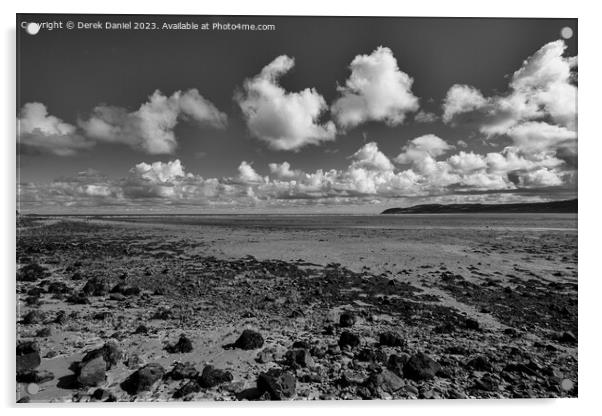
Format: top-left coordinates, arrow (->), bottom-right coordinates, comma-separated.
16,219 -> 577,402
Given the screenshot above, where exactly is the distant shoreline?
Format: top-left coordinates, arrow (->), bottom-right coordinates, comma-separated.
381,199 -> 577,215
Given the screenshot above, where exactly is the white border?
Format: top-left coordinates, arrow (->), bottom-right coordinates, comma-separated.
2,1 -> 600,415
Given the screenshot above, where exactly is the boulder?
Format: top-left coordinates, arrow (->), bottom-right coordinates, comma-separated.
172,380 -> 201,399
199,365 -> 233,388
256,368 -> 296,400
285,348 -> 315,368
16,341 -> 41,372
165,334 -> 193,353
403,352 -> 441,381
81,340 -> 122,370
379,331 -> 405,347
232,329 -> 264,350
338,331 -> 361,349
16,369 -> 54,384
339,311 -> 356,328
166,362 -> 199,380
121,363 -> 166,395
78,356 -> 107,387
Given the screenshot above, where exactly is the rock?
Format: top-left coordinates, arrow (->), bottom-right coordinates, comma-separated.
465,318 -> 481,331
199,365 -> 233,388
124,353 -> 144,370
81,340 -> 122,370
256,348 -> 276,364
82,278 -> 109,296
54,311 -> 67,325
356,348 -> 387,363
339,311 -> 356,327
292,340 -> 311,349
467,355 -> 493,371
16,396 -> 31,403
173,380 -> 201,399
403,352 -> 441,381
338,331 -> 361,349
365,369 -> 404,394
22,310 -> 44,325
17,263 -> 49,282
557,331 -> 577,344
35,327 -> 52,337
16,341 -> 41,372
16,369 -> 55,384
474,373 -> 498,391
93,311 -> 112,320
285,348 -> 315,368
66,293 -> 89,304
447,389 -> 468,399
92,388 -> 116,402
122,286 -> 141,296
109,293 -> 126,301
232,329 -> 264,350
387,353 -> 409,376
256,368 -> 296,400
134,324 -> 148,334
77,356 -> 107,387
121,363 -> 166,395
378,331 -> 405,347
166,362 -> 199,380
47,281 -> 69,294
560,378 -> 574,392
165,334 -> 193,353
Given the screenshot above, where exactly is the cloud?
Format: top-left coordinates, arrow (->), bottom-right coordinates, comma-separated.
80,89 -> 227,154
414,110 -> 438,123
131,159 -> 188,183
331,47 -> 419,129
394,134 -> 454,165
268,161 -> 299,180
235,55 -> 336,151
237,161 -> 266,184
350,142 -> 394,171
442,40 -> 577,135
442,85 -> 488,123
18,102 -> 93,156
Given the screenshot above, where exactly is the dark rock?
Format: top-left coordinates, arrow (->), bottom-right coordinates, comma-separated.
557,331 -> 577,344
387,353 -> 409,376
47,281 -> 69,294
17,263 -> 50,282
16,396 -> 31,403
134,324 -> 148,334
356,348 -> 387,363
109,293 -> 126,301
81,340 -> 122,370
474,374 -> 498,391
166,362 -> 199,380
365,369 -> 404,394
339,311 -> 356,327
16,341 -> 41,372
467,355 -> 493,371
16,369 -> 54,384
122,286 -> 141,296
173,380 -> 201,399
54,311 -> 67,325
379,331 -> 405,347
285,348 -> 315,368
82,278 -> 109,296
77,356 -> 107,387
292,340 -> 310,349
66,293 -> 89,304
21,310 -> 44,325
165,334 -> 194,353
231,329 -> 264,350
338,331 -> 361,349
403,352 -> 441,381
151,307 -> 172,320
199,365 -> 233,388
256,368 -> 296,400
92,388 -> 116,402
35,327 -> 52,337
465,318 -> 481,331
93,311 -> 112,320
121,363 -> 166,395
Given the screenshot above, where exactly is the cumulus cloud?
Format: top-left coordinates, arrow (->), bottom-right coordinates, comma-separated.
350,142 -> 394,171
237,161 -> 266,184
442,40 -> 577,136
18,103 -> 93,156
236,55 -> 336,151
414,110 -> 438,123
395,134 -> 453,165
331,47 -> 419,129
80,89 -> 227,154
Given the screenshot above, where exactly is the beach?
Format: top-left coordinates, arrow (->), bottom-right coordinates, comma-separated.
16,213 -> 578,401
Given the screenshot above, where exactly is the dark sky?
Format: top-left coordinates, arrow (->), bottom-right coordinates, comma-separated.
16,14 -> 577,213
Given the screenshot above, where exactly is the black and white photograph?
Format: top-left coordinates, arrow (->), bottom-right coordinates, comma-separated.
15,11 -> 579,403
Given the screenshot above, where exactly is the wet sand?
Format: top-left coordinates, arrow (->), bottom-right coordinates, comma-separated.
16,214 -> 577,402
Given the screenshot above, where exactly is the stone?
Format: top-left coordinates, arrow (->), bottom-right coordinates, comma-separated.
17,263 -> 49,282
467,355 -> 493,371
465,318 -> 481,331
82,278 -> 109,296
16,369 -> 55,384
173,380 -> 201,399
474,373 -> 498,391
121,363 -> 166,395
560,378 -> 574,392
199,365 -> 233,388
285,348 -> 315,368
256,368 -> 296,400
379,331 -> 405,347
338,331 -> 361,349
356,348 -> 387,363
557,331 -> 577,344
339,311 -> 356,327
81,340 -> 122,370
77,356 -> 107,387
35,327 -> 52,337
365,369 -> 404,394
166,362 -> 199,380
22,310 -> 44,325
92,388 -> 116,401
165,334 -> 193,353
403,352 -> 441,381
387,353 -> 409,376
16,341 -> 41,372
232,329 -> 264,350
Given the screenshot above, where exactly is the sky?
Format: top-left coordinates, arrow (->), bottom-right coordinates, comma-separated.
16,14 -> 578,213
